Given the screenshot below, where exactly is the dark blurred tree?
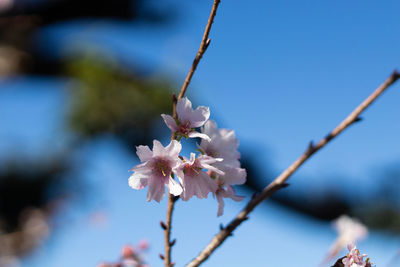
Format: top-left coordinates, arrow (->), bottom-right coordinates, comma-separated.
0,0 -> 172,76
0,0 -> 175,261
66,52 -> 174,146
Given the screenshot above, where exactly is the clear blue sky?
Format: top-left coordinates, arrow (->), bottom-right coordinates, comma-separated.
1,0 -> 400,266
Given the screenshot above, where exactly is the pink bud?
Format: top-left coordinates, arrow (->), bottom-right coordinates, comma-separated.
122,245 -> 135,258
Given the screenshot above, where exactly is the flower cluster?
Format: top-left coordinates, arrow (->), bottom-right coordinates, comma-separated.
129,97 -> 246,216
341,244 -> 373,267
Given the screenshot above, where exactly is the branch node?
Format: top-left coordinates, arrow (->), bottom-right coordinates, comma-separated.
160,221 -> 167,230
219,223 -> 224,230
306,140 -> 314,153
353,116 -> 363,123
205,38 -> 211,49
170,239 -> 176,247
170,262 -> 175,267
159,254 -> 165,260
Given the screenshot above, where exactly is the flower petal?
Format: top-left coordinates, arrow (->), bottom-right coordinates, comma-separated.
152,140 -> 165,157
135,145 -> 153,162
168,177 -> 183,196
128,172 -> 148,190
176,97 -> 193,122
161,114 -> 178,132
189,106 -> 210,128
188,131 -> 211,141
147,176 -> 166,202
164,140 -> 182,159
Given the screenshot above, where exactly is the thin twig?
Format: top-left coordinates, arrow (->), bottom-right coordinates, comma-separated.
177,0 -> 221,101
163,1 -> 222,266
186,70 -> 400,267
164,194 -> 178,267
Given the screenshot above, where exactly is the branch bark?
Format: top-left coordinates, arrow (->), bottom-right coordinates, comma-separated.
186,70 -> 400,267
163,1 -> 221,266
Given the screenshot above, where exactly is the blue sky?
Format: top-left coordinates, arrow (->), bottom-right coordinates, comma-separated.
1,0 -> 400,266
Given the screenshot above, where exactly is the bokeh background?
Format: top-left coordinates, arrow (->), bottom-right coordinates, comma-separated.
0,0 -> 400,266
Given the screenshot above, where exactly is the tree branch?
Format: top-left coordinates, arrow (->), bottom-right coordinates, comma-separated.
177,0 -> 221,101
186,70 -> 400,267
163,1 -> 222,266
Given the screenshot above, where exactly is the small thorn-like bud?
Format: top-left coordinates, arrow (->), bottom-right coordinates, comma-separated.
205,38 -> 211,48
307,141 -> 314,153
219,223 -> 224,230
353,116 -> 363,123
172,93 -> 177,104
228,232 -> 234,237
251,192 -> 258,200
159,254 -> 165,260
281,183 -> 290,188
160,221 -> 167,230
170,262 -> 175,267
170,239 -> 176,246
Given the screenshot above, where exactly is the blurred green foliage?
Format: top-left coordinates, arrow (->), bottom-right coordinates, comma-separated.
66,52 -> 174,145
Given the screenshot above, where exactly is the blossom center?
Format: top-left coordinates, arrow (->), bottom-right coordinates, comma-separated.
153,158 -> 172,177
184,163 -> 201,177
178,121 -> 192,136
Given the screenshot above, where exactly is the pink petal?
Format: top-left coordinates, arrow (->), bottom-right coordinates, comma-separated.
147,176 -> 166,202
188,131 -> 211,141
135,145 -> 153,162
168,177 -> 183,196
128,172 -> 148,189
218,165 -> 246,185
164,140 -> 182,159
161,114 -> 178,132
176,97 -> 193,122
189,106 -> 210,128
152,140 -> 164,157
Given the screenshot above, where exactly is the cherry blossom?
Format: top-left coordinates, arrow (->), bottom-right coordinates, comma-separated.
199,120 -> 240,167
161,97 -> 210,141
342,244 -> 373,267
129,140 -> 183,202
199,120 -> 246,216
175,153 -> 223,201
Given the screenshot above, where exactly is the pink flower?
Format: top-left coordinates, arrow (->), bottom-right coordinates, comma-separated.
199,120 -> 241,168
175,153 -> 222,201
161,97 -> 210,141
129,140 -> 183,202
342,244 -> 373,267
199,120 -> 246,216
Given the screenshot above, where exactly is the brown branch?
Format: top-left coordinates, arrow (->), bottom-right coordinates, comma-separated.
186,70 -> 400,267
177,0 -> 221,101
163,1 -> 222,266
163,194 -> 178,267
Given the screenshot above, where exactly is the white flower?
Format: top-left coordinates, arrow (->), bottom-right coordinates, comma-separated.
129,140 -> 183,202
161,97 -> 210,141
199,120 -> 246,216
175,153 -> 222,201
